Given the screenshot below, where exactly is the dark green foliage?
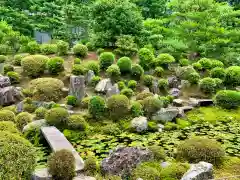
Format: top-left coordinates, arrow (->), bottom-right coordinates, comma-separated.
187,72 -> 200,84
114,35 -> 138,57
7,71 -> 20,84
45,108 -> 69,129
72,64 -> 86,75
3,64 -> 14,74
136,91 -> 154,100
142,75 -> 154,87
99,52 -> 115,70
214,90 -> 240,109
154,66 -> 164,77
120,88 -> 134,98
0,55 -> 7,63
74,58 -> 81,64
199,77 -> 218,93
88,96 -> 106,119
117,56 -> 132,73
68,115 -> 88,131
40,44 -> 57,55
84,156 -> 98,176
91,76 -> 101,87
139,48 -> 154,70
128,80 -> 137,90
158,78 -> 169,90
15,112 -> 32,130
57,40 -> 69,56
48,149 -> 75,180
0,110 -> 15,122
73,44 -> 88,57
66,95 -> 78,107
131,64 -> 144,80
225,66 -> 240,86
47,57 -> 64,74
148,145 -> 166,161
106,64 -> 121,81
35,107 -> 47,120
130,101 -> 143,117
210,67 -> 226,80
84,61 -> 100,75
177,137 -> 225,165
0,121 -> 19,134
142,97 -> 162,117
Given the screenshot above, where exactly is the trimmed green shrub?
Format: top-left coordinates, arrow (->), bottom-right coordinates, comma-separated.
97,48 -> 104,55
40,44 -> 57,55
88,96 -> 105,119
121,88 -> 134,98
130,101 -> 143,117
83,60 -> 100,75
148,145 -> 166,161
211,59 -> 224,68
99,52 -> 115,70
155,53 -> 175,68
48,149 -> 75,180
154,66 -> 164,77
225,66 -> 240,86
57,40 -> 69,55
142,75 -> 154,87
214,78 -> 223,89
25,41 -> 40,54
117,56 -> 132,73
23,102 -> 37,113
158,78 -> 169,90
13,53 -> 29,66
142,97 -> 162,117
192,62 -> 202,71
214,90 -> 240,109
136,91 -> 153,100
210,67 -> 226,80
0,44 -> 10,55
86,42 -> 95,51
35,107 -> 47,120
199,77 -> 217,93
45,107 -> 69,129
74,58 -> 81,64
1,105 -> 16,114
114,35 -> 138,57
47,57 -> 64,74
0,131 -> 36,179
72,64 -> 86,75
68,115 -> 88,131
107,95 -> 129,120
0,55 -> 7,63
21,55 -> 48,77
139,48 -> 154,70
177,137 -> 225,165
29,78 -> 64,102
7,71 -> 20,84
91,76 -> 101,87
131,64 -> 144,80
159,96 -> 170,108
128,80 -> 137,90
179,58 -> 190,66
164,122 -> 179,131
176,66 -> 196,79
66,95 -> 78,107
106,64 -> 121,81
84,156 -> 98,176
186,72 -> 200,84
0,121 -> 19,133
3,64 -> 14,74
15,112 -> 32,130
73,44 -> 88,57
0,110 -> 15,122
198,58 -> 212,70
101,124 -> 121,136
81,97 -> 91,109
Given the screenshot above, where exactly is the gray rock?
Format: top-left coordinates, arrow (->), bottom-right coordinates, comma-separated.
131,116 -> 148,132
173,99 -> 185,107
23,119 -> 47,133
73,175 -> 96,180
16,101 -> 24,113
152,107 -> 179,122
157,124 -> 165,132
161,161 -> 171,168
188,98 -> 213,107
151,79 -> 159,94
32,101 -> 54,109
0,86 -> 21,106
85,70 -> 95,85
95,78 -> 113,93
0,75 -> 11,88
101,147 -> 153,177
69,75 -> 85,102
107,83 -> 120,97
169,88 -> 181,98
181,161 -> 214,180
32,168 -> 51,180
236,86 -> 240,91
168,76 -> 179,88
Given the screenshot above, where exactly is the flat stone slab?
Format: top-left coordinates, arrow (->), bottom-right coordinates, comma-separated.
41,126 -> 84,172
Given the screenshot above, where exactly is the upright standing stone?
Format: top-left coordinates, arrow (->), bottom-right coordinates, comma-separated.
85,70 -> 95,85
69,75 -> 85,102
0,76 -> 11,88
95,78 -> 113,93
106,83 -> 120,97
151,79 -> 159,94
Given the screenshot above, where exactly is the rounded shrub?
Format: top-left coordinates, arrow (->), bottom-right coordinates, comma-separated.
83,60 -> 100,75
186,72 -> 200,84
158,78 -> 169,90
107,95 -> 129,120
21,55 -> 49,77
117,56 -> 132,73
214,90 -> 240,109
179,58 -> 190,66
121,88 -> 134,98
106,64 -> 121,81
25,41 -> 40,54
88,96 -> 105,119
91,76 -> 101,87
68,115 -> 88,131
48,149 -> 75,180
155,53 -> 175,68
211,59 -> 224,68
130,101 -> 143,117
0,55 -> 7,63
154,66 -> 164,77
40,44 -> 57,55
148,145 -> 166,161
136,91 -> 154,100
177,137 -> 225,165
0,121 -> 19,134
214,78 -> 223,89
29,78 -> 64,102
198,58 -> 212,70
15,112 -> 33,130
3,64 -> 14,74
225,66 -> 240,86
74,58 -> 81,64
138,48 -> 154,70
0,131 -> 36,179
66,95 -> 78,107
47,57 -> 64,74
142,75 -> 154,87
101,124 -> 121,136
159,96 -> 171,108
118,81 -> 126,90
84,156 -> 98,176
128,80 -> 137,90
176,65 -> 196,79
0,110 -> 15,122
192,62 -> 203,71
97,48 -> 104,55
81,96 -> 91,109
131,64 -> 144,80
86,42 -> 95,51
7,71 -> 20,84
13,53 -> 29,66
72,64 -> 86,75
23,102 -> 37,113
57,40 -> 69,55
199,77 -> 217,93
35,107 -> 47,120
142,96 -> 162,117
45,107 -> 69,129
210,67 -> 226,80
99,52 -> 115,70
73,44 -> 88,57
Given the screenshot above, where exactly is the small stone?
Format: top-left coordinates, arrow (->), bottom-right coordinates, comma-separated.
131,116 -> 148,132
152,108 -> 179,122
157,124 -> 164,132
32,168 -> 51,180
161,161 -> 171,168
173,99 -> 185,107
169,88 -> 181,98
168,76 -> 179,88
85,70 -> 95,85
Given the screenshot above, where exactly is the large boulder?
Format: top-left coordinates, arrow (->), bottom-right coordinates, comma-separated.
95,78 -> 113,93
69,75 -> 85,102
0,75 -> 11,88
0,86 -> 21,106
101,147 -> 153,177
181,161 -> 214,180
168,76 -> 179,88
131,116 -> 148,132
152,107 -> 179,122
106,83 -> 120,97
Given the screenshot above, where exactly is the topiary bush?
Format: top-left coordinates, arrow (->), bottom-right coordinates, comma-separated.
114,35 -> 138,57
35,107 -> 47,120
225,66 -> 240,86
148,145 -> 166,161
199,77 -> 217,93
86,42 -> 95,51
45,107 -> 69,129
66,95 -> 78,107
0,110 -> 15,122
0,131 -> 36,179
48,149 -> 75,180
155,53 -> 175,68
0,55 -> 7,63
81,96 -> 91,109
192,62 -> 202,71
177,137 -> 225,165
198,58 -> 212,70
97,48 -> 104,55
131,64 -> 144,80
83,60 -> 100,75
57,40 -> 69,55
73,44 -> 88,57
13,53 -> 29,66
210,67 -> 226,80
159,96 -> 171,108
91,76 -> 101,87
40,44 -> 57,55
106,64 -> 121,81
117,56 -> 132,74
72,64 -> 86,75
74,58 -> 81,64
15,112 -> 33,130
88,96 -> 105,119
179,58 -> 190,66
84,156 -> 98,176
68,115 -> 88,131
211,59 -> 224,68
21,55 -> 49,77
130,101 -> 143,117
7,71 -> 20,84
154,66 -> 164,77
138,48 -> 154,70
142,97 -> 162,117
120,88 -> 134,98
128,80 -> 137,90
107,95 -> 129,120
0,121 -> 19,134
99,52 -> 115,70
176,66 -> 196,79
142,75 -> 154,87
3,64 -> 14,74
25,41 -> 40,54
47,57 -> 64,74
214,90 -> 240,109
158,78 -> 169,90
136,91 -> 154,100
186,72 -> 200,84
29,78 -> 64,102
